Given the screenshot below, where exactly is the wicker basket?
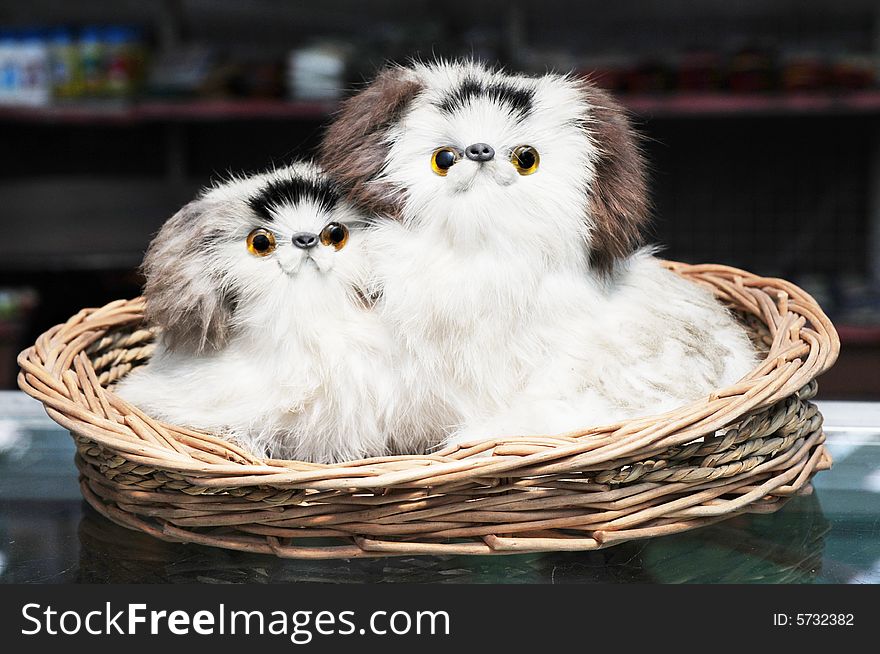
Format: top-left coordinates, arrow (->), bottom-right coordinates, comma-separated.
17,261 -> 839,559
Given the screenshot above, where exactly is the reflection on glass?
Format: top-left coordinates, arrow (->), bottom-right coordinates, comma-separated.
74,495 -> 829,584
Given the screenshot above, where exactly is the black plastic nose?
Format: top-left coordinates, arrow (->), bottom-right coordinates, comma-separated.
292,232 -> 318,249
465,143 -> 495,162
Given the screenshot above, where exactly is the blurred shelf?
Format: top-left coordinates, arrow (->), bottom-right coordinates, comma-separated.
0,98 -> 338,125
0,251 -> 143,273
622,90 -> 880,118
837,324 -> 880,346
2,91 -> 880,125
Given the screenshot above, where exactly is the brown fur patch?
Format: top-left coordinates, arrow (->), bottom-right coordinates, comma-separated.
318,67 -> 423,216
142,199 -> 233,353
578,82 -> 651,274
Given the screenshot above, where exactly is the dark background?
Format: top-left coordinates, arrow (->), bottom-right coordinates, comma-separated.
1,0 -> 878,397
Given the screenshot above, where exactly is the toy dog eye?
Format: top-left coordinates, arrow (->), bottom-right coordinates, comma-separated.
510,145 -> 540,175
431,147 -> 460,176
246,228 -> 276,256
319,222 -> 349,250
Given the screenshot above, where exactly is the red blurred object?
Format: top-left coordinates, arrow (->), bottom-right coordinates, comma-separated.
830,57 -> 876,90
585,66 -> 627,92
677,49 -> 722,91
781,55 -> 829,92
624,62 -> 670,93
728,48 -> 776,92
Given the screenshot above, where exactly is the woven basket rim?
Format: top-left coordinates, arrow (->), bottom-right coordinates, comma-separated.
16,260 -> 839,557
17,261 -> 839,488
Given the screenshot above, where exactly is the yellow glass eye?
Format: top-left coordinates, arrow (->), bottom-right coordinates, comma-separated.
431,147 -> 460,176
319,222 -> 349,251
246,228 -> 276,256
510,145 -> 540,175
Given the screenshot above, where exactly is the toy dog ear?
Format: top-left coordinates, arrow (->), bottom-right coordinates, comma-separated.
319,66 -> 423,216
578,82 -> 651,274
142,199 -> 234,353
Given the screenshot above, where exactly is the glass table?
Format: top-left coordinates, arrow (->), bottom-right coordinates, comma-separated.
0,391 -> 877,584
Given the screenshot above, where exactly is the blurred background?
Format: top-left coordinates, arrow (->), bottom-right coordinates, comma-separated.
0,0 -> 878,398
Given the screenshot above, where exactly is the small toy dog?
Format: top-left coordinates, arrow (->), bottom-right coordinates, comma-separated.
115,162 -> 402,462
320,60 -> 757,442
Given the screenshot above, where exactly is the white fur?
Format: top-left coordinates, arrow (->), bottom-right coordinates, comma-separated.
115,163 -> 402,462
362,61 -> 757,444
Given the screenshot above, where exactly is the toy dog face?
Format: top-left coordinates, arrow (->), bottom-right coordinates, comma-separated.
320,61 -> 649,273
239,173 -> 352,277
143,163 -> 364,352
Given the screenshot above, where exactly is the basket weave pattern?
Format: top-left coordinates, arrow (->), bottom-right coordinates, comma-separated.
18,262 -> 839,558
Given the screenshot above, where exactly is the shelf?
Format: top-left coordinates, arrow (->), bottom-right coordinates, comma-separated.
0,98 -> 337,125
837,324 -> 880,346
622,90 -> 880,118
1,91 -> 880,125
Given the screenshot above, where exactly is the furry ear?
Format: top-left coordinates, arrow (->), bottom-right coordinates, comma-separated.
318,66 -> 423,216
142,199 -> 234,353
578,81 -> 651,274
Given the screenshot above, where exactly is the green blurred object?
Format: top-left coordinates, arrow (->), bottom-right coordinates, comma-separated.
0,289 -> 36,389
